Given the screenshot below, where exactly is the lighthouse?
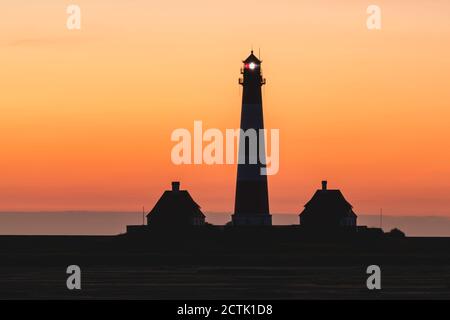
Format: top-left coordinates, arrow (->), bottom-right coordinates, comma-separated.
232,51 -> 272,226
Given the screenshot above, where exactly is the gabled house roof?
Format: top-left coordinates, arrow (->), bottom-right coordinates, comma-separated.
301,189 -> 356,217
300,181 -> 357,221
147,182 -> 205,226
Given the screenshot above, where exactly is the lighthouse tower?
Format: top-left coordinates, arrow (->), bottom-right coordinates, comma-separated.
232,51 -> 272,226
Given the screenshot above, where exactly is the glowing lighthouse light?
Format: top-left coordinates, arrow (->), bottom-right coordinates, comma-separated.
245,62 -> 258,70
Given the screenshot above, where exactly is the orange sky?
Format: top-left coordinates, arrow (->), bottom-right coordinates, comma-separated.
1,1 -> 450,216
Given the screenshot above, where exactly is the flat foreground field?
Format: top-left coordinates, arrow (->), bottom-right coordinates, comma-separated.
0,234 -> 449,299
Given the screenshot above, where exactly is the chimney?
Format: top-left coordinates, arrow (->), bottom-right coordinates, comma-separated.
172,181 -> 180,192
321,180 -> 328,190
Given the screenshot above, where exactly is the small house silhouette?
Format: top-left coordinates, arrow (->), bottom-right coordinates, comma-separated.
299,181 -> 357,228
146,182 -> 206,227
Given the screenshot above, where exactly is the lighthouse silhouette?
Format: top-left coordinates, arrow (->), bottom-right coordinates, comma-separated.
232,51 -> 272,226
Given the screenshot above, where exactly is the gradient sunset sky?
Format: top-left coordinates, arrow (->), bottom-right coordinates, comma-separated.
1,1 -> 450,216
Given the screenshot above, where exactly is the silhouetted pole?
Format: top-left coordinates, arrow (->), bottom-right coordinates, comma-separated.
380,208 -> 383,230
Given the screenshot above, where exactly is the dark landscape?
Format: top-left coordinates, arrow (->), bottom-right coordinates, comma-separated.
0,229 -> 449,300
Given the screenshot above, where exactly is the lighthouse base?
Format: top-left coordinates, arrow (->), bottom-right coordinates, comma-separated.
231,214 -> 272,226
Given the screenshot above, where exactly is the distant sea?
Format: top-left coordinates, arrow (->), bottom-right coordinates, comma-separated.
0,212 -> 449,237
